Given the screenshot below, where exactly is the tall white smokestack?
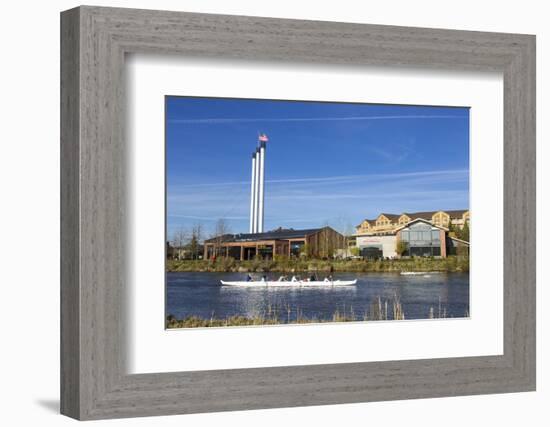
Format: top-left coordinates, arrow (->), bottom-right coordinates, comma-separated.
253,147 -> 261,233
249,152 -> 256,233
258,140 -> 266,233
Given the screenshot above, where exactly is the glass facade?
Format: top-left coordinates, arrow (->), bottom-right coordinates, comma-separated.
228,246 -> 241,259
400,222 -> 442,257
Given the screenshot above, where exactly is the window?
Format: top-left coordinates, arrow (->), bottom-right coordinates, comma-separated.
258,245 -> 273,259
421,231 -> 432,241
401,223 -> 443,257
361,246 -> 383,260
410,222 -> 431,231
228,246 -> 241,259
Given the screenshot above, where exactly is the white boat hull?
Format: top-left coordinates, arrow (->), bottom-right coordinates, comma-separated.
400,271 -> 441,276
220,279 -> 357,287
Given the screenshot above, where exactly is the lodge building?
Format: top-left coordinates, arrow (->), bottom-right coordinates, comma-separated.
354,210 -> 470,259
356,209 -> 469,235
203,226 -> 345,260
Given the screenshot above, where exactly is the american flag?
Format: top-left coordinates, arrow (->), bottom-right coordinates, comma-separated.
258,133 -> 269,142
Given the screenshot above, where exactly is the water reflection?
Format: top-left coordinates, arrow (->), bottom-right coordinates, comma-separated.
166,272 -> 469,323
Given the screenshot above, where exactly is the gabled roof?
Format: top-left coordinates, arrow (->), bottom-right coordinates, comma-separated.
356,209 -> 468,228
356,218 -> 376,227
403,211 -> 437,220
444,209 -> 469,218
378,213 -> 400,221
405,209 -> 469,219
394,217 -> 449,232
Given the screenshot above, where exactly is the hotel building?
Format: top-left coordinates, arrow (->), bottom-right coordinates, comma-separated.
354,210 -> 470,259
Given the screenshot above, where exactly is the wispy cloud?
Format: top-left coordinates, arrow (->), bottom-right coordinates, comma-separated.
169,169 -> 468,189
267,169 -> 465,184
367,138 -> 418,164
166,167 -> 469,236
169,115 -> 467,125
268,189 -> 468,202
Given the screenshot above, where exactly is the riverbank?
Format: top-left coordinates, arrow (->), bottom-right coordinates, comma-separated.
166,296 -> 408,328
166,256 -> 469,273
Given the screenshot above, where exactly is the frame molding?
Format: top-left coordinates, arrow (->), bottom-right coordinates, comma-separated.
61,6 -> 535,420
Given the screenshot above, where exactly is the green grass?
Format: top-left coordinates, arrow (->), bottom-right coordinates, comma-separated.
166,256 -> 469,274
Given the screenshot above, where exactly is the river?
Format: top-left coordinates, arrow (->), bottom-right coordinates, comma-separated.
166,271 -> 469,324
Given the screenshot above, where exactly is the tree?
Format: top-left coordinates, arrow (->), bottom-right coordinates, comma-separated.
350,246 -> 360,257
395,240 -> 409,257
340,220 -> 356,259
189,223 -> 203,259
171,227 -> 188,248
457,221 -> 470,242
447,222 -> 457,237
170,227 -> 189,260
212,218 -> 231,257
300,243 -> 312,259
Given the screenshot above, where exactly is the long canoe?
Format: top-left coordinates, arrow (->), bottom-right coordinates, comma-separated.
220,279 -> 357,287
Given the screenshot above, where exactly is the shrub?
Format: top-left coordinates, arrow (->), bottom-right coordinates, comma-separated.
395,240 -> 409,257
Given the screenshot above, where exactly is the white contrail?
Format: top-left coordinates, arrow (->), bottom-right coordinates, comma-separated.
167,214 -> 248,220
170,169 -> 468,189
169,115 -> 467,124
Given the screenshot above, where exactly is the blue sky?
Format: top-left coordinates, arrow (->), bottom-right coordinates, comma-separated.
166,96 -> 469,239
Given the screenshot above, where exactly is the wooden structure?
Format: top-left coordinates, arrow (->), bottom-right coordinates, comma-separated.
204,226 -> 345,260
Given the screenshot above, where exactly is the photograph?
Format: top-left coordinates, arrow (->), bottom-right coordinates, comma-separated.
165,96 -> 471,328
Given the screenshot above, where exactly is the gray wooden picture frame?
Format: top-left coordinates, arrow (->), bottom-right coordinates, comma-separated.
60,5 -> 536,420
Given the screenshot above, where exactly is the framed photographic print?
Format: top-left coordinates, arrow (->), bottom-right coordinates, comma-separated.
61,6 -> 536,420
164,97 -> 471,330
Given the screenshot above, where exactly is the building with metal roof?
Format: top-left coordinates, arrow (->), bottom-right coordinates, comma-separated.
204,226 -> 346,260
